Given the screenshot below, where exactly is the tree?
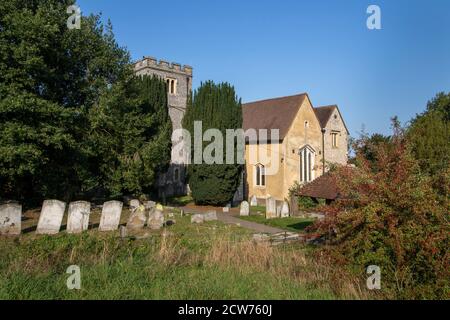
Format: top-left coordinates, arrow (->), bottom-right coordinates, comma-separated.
183,81 -> 242,205
88,75 -> 172,198
407,92 -> 449,196
0,1 -> 172,203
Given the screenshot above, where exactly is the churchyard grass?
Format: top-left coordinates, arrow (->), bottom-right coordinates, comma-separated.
0,209 -> 370,299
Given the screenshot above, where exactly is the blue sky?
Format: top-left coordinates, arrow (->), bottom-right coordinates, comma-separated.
77,0 -> 450,137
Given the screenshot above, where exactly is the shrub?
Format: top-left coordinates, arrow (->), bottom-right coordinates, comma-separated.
313,124 -> 449,299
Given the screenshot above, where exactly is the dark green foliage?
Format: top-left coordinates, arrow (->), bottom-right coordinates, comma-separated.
0,1 -> 171,202
88,75 -> 172,198
183,81 -> 242,205
407,92 -> 449,196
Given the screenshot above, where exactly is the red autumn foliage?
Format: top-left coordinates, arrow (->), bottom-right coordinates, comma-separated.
310,129 -> 449,299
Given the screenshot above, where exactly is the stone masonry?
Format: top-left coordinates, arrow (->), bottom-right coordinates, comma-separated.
134,57 -> 193,197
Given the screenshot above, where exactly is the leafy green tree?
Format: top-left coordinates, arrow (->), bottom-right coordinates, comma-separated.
407,92 -> 449,196
88,75 -> 172,198
183,81 -> 242,205
0,1 -> 172,202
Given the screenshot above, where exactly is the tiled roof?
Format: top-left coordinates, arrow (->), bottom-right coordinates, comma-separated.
313,105 -> 336,129
242,93 -> 307,141
295,173 -> 339,200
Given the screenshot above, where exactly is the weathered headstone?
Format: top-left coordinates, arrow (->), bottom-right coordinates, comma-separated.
99,200 -> 123,231
276,203 -> 282,218
144,201 -> 156,210
148,209 -> 164,230
119,225 -> 127,238
0,202 -> 22,235
129,199 -> 140,209
265,197 -> 277,219
239,201 -> 249,216
250,195 -> 258,206
36,200 -> 66,234
281,201 -> 290,218
222,206 -> 229,213
127,204 -> 146,230
67,201 -> 91,234
191,214 -> 205,224
204,211 -> 217,221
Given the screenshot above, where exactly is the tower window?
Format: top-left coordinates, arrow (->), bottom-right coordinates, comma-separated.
166,78 -> 177,95
174,168 -> 179,182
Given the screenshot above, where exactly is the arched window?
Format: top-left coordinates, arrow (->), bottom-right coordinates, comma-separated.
166,78 -> 177,95
173,168 -> 179,182
255,164 -> 265,187
299,146 -> 315,182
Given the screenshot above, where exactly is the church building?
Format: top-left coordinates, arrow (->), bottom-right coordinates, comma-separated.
242,93 -> 348,202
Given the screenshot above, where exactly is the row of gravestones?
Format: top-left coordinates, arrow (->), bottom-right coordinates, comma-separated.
239,196 -> 290,218
0,199 -> 159,236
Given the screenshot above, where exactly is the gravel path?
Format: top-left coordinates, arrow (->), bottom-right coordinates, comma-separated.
181,206 -> 284,234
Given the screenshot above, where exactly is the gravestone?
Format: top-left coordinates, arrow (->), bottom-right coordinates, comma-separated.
250,195 -> 258,207
99,200 -> 123,231
265,197 -> 277,219
144,201 -> 156,210
276,203 -> 282,218
129,199 -> 140,209
204,211 -> 217,221
191,214 -> 205,224
127,204 -> 146,231
67,201 -> 91,234
148,209 -> 164,230
0,202 -> 22,235
240,201 -> 249,216
281,201 -> 290,218
36,200 -> 66,234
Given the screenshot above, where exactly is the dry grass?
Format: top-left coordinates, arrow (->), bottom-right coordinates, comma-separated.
205,235 -> 373,299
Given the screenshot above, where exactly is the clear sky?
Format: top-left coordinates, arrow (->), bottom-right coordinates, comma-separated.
77,0 -> 450,137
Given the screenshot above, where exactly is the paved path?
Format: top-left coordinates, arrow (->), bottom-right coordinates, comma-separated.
181,206 -> 284,234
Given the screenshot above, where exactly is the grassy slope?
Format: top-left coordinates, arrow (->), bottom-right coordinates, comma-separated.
0,211 -> 367,300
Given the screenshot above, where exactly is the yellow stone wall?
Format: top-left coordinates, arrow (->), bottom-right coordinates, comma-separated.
245,97 -> 324,201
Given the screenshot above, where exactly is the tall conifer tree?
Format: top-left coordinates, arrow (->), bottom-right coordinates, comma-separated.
183,81 -> 243,205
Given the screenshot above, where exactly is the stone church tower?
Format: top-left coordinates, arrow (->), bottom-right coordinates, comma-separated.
134,57 -> 193,197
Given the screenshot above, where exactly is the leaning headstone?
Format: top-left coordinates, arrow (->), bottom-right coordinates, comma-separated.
67,201 -> 91,234
99,200 -> 123,231
129,199 -> 140,209
204,211 -> 217,221
240,201 -> 250,216
127,204 -> 146,231
0,202 -> 22,235
36,200 -> 66,234
250,195 -> 258,206
148,209 -> 164,230
281,201 -> 290,218
265,197 -> 276,219
191,214 -> 205,224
